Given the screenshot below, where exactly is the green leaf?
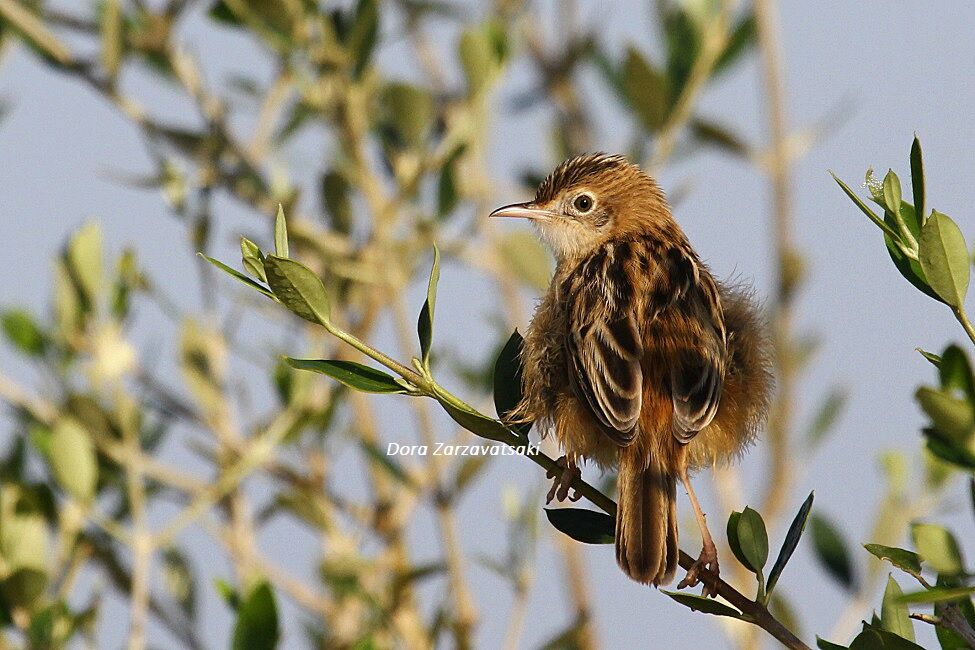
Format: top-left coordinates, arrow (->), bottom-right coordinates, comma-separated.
917,348 -> 942,368
661,591 -> 743,619
452,455 -> 491,495
48,418 -> 98,503
437,161 -> 458,219
767,491 -> 814,595
831,172 -> 902,241
690,118 -> 750,158
916,387 -> 974,440
382,83 -> 433,147
493,330 -> 530,437
240,237 -> 266,282
418,246 -> 440,368
263,256 -> 331,325
622,47 -> 670,131
849,624 -> 925,650
736,506 -> 769,574
347,0 -> 378,79
321,171 -> 352,234
726,511 -> 750,570
817,638 -> 849,650
437,399 -> 516,444
161,547 -> 197,619
918,211 -> 970,307
938,345 -> 975,401
896,586 -> 975,605
215,578 -> 241,610
65,221 -> 103,312
274,205 -> 289,258
810,514 -> 856,590
910,136 -> 925,225
863,544 -> 923,577
881,575 -> 915,641
200,254 -> 276,299
0,508 -> 47,574
911,523 -> 963,576
714,13 -> 756,75
805,391 -> 847,448
360,440 -> 417,488
544,508 -> 614,544
1,568 -> 46,609
883,171 -> 903,219
232,581 -> 279,650
924,427 -> 975,470
458,25 -> 499,93
1,310 -> 47,356
285,359 -> 408,394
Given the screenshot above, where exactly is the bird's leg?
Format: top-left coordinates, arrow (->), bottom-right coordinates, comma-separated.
676,466 -> 719,598
546,456 -> 582,504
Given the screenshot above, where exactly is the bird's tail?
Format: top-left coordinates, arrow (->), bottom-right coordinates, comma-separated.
615,448 -> 678,586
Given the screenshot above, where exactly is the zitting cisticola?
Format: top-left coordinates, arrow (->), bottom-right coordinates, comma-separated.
491,153 -> 772,590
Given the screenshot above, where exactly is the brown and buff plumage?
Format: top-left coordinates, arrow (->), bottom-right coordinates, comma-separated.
495,153 -> 772,589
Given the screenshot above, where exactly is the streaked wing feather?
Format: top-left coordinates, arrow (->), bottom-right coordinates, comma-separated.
566,306 -> 643,445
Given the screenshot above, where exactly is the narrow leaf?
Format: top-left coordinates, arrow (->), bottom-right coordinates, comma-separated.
910,136 -> 925,225
810,514 -> 856,590
831,172 -> 902,241
544,508 -> 614,544
767,491 -> 814,595
661,591 -> 743,619
863,544 -> 923,577
881,575 -> 915,641
917,348 -> 942,368
200,254 -> 276,299
896,586 -> 975,605
285,358 -> 407,394
437,399 -> 516,444
274,205 -> 289,258
493,330 -> 530,437
417,245 -> 440,368
240,237 -> 266,282
883,170 -> 902,219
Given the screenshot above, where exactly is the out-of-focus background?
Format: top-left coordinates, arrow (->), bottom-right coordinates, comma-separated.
2,1 -> 975,648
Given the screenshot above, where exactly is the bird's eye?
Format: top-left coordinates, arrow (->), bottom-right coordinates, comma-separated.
573,194 -> 593,213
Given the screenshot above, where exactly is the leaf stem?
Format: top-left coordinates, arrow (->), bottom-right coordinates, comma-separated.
953,307 -> 975,348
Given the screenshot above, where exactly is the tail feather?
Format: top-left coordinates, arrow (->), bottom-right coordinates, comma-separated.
615,452 -> 678,586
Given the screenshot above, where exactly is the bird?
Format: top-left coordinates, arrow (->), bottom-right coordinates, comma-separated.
490,153 -> 772,592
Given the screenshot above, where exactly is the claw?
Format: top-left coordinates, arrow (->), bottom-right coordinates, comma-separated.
677,540 -> 720,598
546,456 -> 582,504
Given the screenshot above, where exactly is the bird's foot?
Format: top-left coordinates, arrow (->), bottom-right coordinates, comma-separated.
546,456 -> 582,504
677,540 -> 720,598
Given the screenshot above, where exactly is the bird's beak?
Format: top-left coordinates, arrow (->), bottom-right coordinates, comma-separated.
489,202 -> 558,222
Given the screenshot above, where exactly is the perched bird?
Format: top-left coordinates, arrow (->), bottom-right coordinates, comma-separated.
491,153 -> 772,591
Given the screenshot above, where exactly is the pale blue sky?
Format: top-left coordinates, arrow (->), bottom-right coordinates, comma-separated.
3,1 -> 975,648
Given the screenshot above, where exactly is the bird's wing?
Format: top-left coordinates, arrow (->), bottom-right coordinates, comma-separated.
664,249 -> 727,443
564,242 -> 644,445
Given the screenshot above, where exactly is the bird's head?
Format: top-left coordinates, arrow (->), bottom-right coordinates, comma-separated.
490,153 -> 671,261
